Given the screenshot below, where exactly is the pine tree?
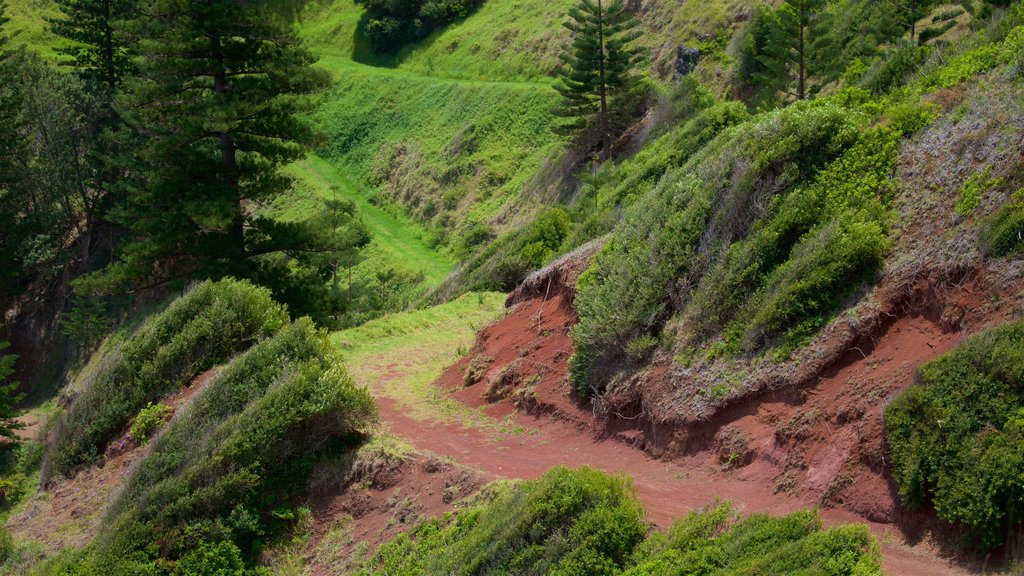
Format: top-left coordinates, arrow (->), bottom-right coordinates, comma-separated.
0,1 -> 27,301
755,0 -> 825,101
0,338 -> 23,444
894,0 -> 937,43
555,0 -> 642,161
49,0 -> 136,91
98,0 -> 329,291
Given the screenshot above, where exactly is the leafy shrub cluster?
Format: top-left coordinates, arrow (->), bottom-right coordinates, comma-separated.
69,317 -> 375,574
42,279 -> 288,482
355,0 -> 484,52
979,188 -> 1024,257
127,403 -> 172,444
885,321 -> 1024,549
570,98 -> 891,394
359,467 -> 881,576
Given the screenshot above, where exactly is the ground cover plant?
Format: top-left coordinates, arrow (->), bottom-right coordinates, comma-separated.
42,279 -> 288,482
52,317 -> 375,575
885,321 -> 1024,549
357,467 -> 882,576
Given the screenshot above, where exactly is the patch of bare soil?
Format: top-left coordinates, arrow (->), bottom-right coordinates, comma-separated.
6,368 -> 218,552
301,454 -> 483,576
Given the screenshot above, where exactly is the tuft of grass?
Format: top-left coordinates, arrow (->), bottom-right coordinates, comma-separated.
979,189 -> 1024,257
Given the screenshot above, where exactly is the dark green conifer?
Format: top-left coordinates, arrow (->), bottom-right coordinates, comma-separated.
555,0 -> 643,160
98,0 -> 330,291
755,0 -> 825,101
49,0 -> 136,91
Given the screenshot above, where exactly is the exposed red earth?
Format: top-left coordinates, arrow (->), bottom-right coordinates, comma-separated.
370,261 -> 1024,575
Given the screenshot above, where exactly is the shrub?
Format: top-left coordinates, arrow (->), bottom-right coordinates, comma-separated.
884,321 -> 1024,548
571,100 -> 864,395
357,467 -> 647,575
955,165 -> 1001,217
624,505 -> 880,575
43,279 -> 288,483
979,189 -> 1024,256
177,541 -> 245,576
128,403 -> 172,443
355,0 -> 484,51
860,42 -> 929,94
86,318 -> 374,572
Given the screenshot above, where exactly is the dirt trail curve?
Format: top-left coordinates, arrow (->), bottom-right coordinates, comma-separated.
365,304 -> 974,576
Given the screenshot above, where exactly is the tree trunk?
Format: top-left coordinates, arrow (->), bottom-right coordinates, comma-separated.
103,0 -> 115,91
597,0 -> 610,161
211,33 -> 243,256
797,3 -> 806,100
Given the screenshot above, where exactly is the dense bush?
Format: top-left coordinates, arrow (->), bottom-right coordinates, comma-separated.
355,0 -> 484,51
979,189 -> 1024,257
570,100 -> 867,395
688,127 -> 897,356
885,321 -> 1024,548
358,467 -> 647,575
624,504 -> 879,575
359,468 -> 880,576
42,279 -> 288,482
127,403 -> 172,443
77,317 -> 375,573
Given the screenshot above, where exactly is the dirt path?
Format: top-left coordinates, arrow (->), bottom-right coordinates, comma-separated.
368,359 -> 971,576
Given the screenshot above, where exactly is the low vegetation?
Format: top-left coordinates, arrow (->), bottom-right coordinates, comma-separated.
358,467 -> 881,575
42,279 -> 288,482
885,321 -> 1024,549
43,316 -> 375,574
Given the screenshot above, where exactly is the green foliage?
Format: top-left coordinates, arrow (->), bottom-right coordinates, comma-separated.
554,0 -> 644,158
571,100 -> 866,395
624,504 -> 880,575
979,189 -> 1024,257
859,42 -> 930,94
354,0 -> 484,52
0,339 -> 24,444
82,316 -> 374,573
360,472 -> 880,576
754,0 -> 825,101
177,541 -> 245,576
884,321 -> 1024,548
91,0 -> 332,304
955,165 -> 1001,216
924,43 -> 1001,88
127,402 -> 171,443
43,279 -> 288,481
434,207 -> 573,294
49,0 -> 135,90
357,467 -> 647,576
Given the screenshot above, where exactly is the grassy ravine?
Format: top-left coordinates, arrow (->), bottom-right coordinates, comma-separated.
331,291 -> 517,434
279,155 -> 455,288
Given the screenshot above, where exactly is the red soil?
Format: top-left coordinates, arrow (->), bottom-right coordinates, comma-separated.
302,455 -> 483,575
371,274 -> 1024,575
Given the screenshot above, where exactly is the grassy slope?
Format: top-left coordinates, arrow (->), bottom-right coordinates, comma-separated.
279,155 -> 455,287
2,0 -> 66,57
331,291 -> 517,433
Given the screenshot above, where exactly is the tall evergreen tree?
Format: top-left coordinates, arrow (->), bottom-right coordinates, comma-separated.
555,0 -> 642,161
49,0 -> 136,91
0,1 -> 27,301
0,338 -> 24,444
894,0 -> 938,42
755,0 -> 825,101
91,0 -> 331,292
